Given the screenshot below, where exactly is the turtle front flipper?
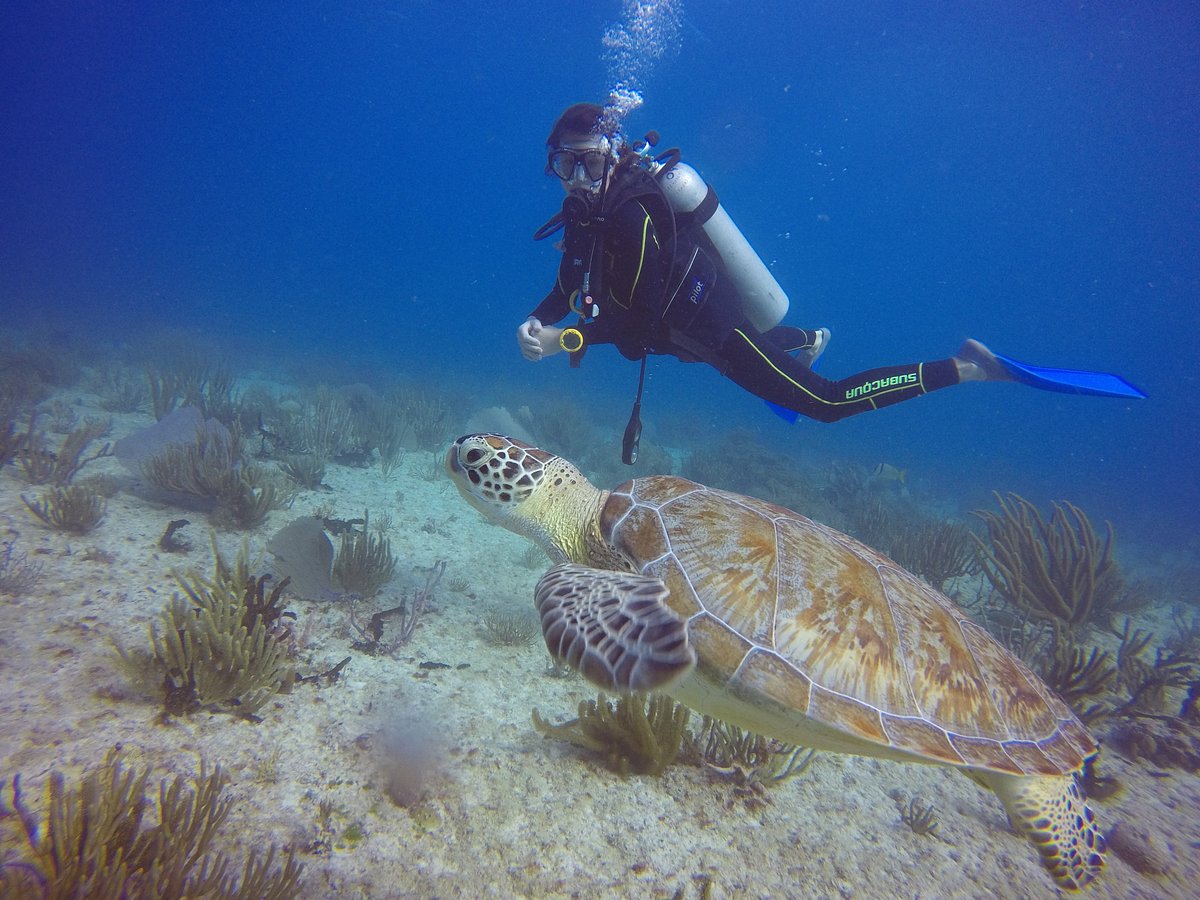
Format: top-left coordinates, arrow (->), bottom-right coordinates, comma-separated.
534,563 -> 696,693
983,771 -> 1105,890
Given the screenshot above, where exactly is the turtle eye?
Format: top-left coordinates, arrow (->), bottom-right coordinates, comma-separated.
463,448 -> 486,467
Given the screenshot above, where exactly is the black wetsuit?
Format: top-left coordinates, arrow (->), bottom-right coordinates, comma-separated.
530,163 -> 960,423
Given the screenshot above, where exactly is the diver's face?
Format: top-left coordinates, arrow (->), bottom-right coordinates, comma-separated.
548,133 -> 610,194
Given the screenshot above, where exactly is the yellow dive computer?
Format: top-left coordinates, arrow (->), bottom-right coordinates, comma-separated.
559,328 -> 584,353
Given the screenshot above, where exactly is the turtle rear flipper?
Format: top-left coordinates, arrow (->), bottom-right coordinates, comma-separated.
535,563 -> 696,693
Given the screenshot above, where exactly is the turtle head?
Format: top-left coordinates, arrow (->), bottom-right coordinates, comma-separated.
446,433 -> 599,559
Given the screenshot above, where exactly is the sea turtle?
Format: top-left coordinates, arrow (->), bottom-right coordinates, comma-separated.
446,433 -> 1105,890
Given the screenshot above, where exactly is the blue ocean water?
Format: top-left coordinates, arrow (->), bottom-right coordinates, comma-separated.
2,0 -> 1197,550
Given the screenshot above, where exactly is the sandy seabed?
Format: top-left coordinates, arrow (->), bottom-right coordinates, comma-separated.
1,387 -> 1197,900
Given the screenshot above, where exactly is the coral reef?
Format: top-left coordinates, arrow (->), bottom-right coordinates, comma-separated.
0,750 -> 302,898
1111,618 -> 1200,717
519,396 -> 588,459
95,364 -> 149,413
299,388 -> 359,461
0,417 -> 21,466
265,516 -> 336,599
394,387 -> 449,452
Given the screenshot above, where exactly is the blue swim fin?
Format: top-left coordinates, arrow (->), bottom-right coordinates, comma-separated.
765,401 -> 799,424
992,351 -> 1147,399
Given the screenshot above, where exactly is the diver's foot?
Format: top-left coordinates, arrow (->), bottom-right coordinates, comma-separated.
797,327 -> 831,368
955,338 -> 1013,383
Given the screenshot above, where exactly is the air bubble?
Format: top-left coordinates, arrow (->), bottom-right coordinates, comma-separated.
598,0 -> 684,138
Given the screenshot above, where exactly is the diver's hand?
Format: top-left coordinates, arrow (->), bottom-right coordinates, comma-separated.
517,317 -> 543,361
517,317 -> 563,361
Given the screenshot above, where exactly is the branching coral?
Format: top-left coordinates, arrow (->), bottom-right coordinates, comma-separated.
299,389 -> 359,461
689,716 -> 817,785
97,366 -> 148,413
141,426 -> 291,530
147,361 -> 240,426
480,609 -> 538,647
0,417 -> 21,466
331,512 -> 397,596
532,692 -> 691,777
972,492 -> 1120,630
1036,625 -> 1117,724
22,483 -> 107,534
1111,618 -> 1200,717
899,797 -> 941,837
347,560 -> 445,655
279,453 -> 326,490
0,540 -> 44,597
845,495 -> 903,554
118,544 -> 297,718
18,417 -> 112,486
887,517 -> 977,591
398,390 -> 449,452
0,750 -> 302,898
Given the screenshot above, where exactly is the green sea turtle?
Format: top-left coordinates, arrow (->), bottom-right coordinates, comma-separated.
446,433 -> 1105,889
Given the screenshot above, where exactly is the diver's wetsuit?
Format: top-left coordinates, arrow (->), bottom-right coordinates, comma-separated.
530,164 -> 960,423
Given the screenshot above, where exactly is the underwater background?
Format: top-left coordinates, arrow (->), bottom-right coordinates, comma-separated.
2,1 -> 1199,897
3,0 -> 1198,549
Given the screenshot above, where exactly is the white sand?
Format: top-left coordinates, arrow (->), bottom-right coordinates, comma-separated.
1,394 -> 1197,899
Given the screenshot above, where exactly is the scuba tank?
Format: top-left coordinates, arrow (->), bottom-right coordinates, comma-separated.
639,139 -> 790,333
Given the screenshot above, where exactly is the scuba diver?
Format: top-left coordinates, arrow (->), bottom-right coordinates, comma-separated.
517,102 -> 1143,460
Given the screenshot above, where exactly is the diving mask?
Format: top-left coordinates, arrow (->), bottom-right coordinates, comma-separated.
546,146 -> 609,183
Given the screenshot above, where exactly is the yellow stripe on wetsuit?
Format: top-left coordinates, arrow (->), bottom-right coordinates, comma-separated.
731,329 -> 926,410
611,202 -> 655,309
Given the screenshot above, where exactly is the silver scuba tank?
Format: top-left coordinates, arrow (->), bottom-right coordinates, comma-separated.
655,161 -> 789,332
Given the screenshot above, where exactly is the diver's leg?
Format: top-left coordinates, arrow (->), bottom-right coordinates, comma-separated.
954,338 -> 1015,382
764,325 -> 831,367
717,327 -> 959,423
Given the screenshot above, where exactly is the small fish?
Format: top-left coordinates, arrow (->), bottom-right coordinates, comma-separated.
870,462 -> 908,484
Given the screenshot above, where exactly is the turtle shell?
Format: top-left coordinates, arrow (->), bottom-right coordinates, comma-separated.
599,475 -> 1096,777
